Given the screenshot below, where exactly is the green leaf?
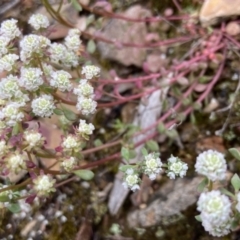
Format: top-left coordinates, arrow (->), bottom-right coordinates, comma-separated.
231,174 -> 240,192
74,170 -> 94,180
71,0 -> 82,11
129,150 -> 136,159
195,215 -> 202,222
231,219 -> 239,229
86,15 -> 95,26
94,139 -> 103,147
12,123 -> 19,135
53,108 -> 63,116
197,177 -> 208,192
146,140 -> 159,152
157,122 -> 166,133
0,195 -> 9,202
7,203 -> 21,213
62,108 -> 77,121
229,148 -> 240,161
141,148 -> 148,157
87,40 -> 96,54
121,147 -> 130,161
119,165 -> 133,172
220,188 -> 235,198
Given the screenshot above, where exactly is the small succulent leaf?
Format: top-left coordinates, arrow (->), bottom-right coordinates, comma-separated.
229,148 -> 240,161
197,177 -> 208,192
7,203 -> 21,213
74,170 -> 94,180
231,174 -> 240,192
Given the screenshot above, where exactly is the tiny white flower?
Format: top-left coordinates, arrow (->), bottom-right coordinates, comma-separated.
73,79 -> 94,98
0,36 -> 11,57
28,14 -> 50,30
12,92 -> 30,107
65,33 -> 81,52
61,157 -> 77,172
33,175 -> 56,197
20,34 -> 50,61
19,67 -> 43,91
126,168 -> 134,175
62,135 -> 81,152
0,75 -> 21,99
6,152 -> 27,173
197,190 -> 232,237
62,50 -> 79,68
0,102 -> 24,126
0,54 -> 19,72
76,97 -> 97,115
123,173 -> 140,192
77,119 -> 95,137
167,155 -> 188,179
195,150 -> 227,181
42,63 -> 54,79
0,140 -> 9,158
23,130 -> 44,149
49,43 -> 67,64
68,28 -> 81,36
144,153 -> 162,180
31,94 -> 55,118
81,65 -> 100,80
0,19 -> 21,40
50,70 -> 72,92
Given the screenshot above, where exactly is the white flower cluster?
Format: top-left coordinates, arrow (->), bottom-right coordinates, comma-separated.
50,70 -> 72,92
31,94 -> 55,118
0,102 -> 24,126
23,130 -> 44,149
20,34 -> 50,62
0,36 -> 11,58
77,119 -> 95,139
195,150 -> 227,181
48,28 -> 80,68
167,155 -> 188,179
65,28 -> 81,52
33,175 -> 56,197
5,152 -> 27,173
122,168 -> 140,191
0,54 -> 19,72
0,19 -> 21,40
0,140 -> 9,157
144,153 -> 162,180
73,79 -> 94,98
197,190 -> 232,237
19,67 -> 43,91
0,75 -> 21,99
62,135 -> 81,153
82,65 -> 100,80
28,13 -> 50,30
74,78 -> 97,115
61,156 -> 77,172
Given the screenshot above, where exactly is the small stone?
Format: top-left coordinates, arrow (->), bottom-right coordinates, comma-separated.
200,0 -> 240,25
226,21 -> 240,36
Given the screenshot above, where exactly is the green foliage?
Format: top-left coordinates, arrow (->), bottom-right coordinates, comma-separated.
197,177 -> 208,192
53,108 -> 63,116
231,174 -> 240,192
7,203 -> 21,213
87,40 -> 96,54
229,148 -> 240,161
62,108 -> 77,121
146,140 -> 159,152
74,169 -> 94,180
121,147 -> 136,162
70,0 -> 82,11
